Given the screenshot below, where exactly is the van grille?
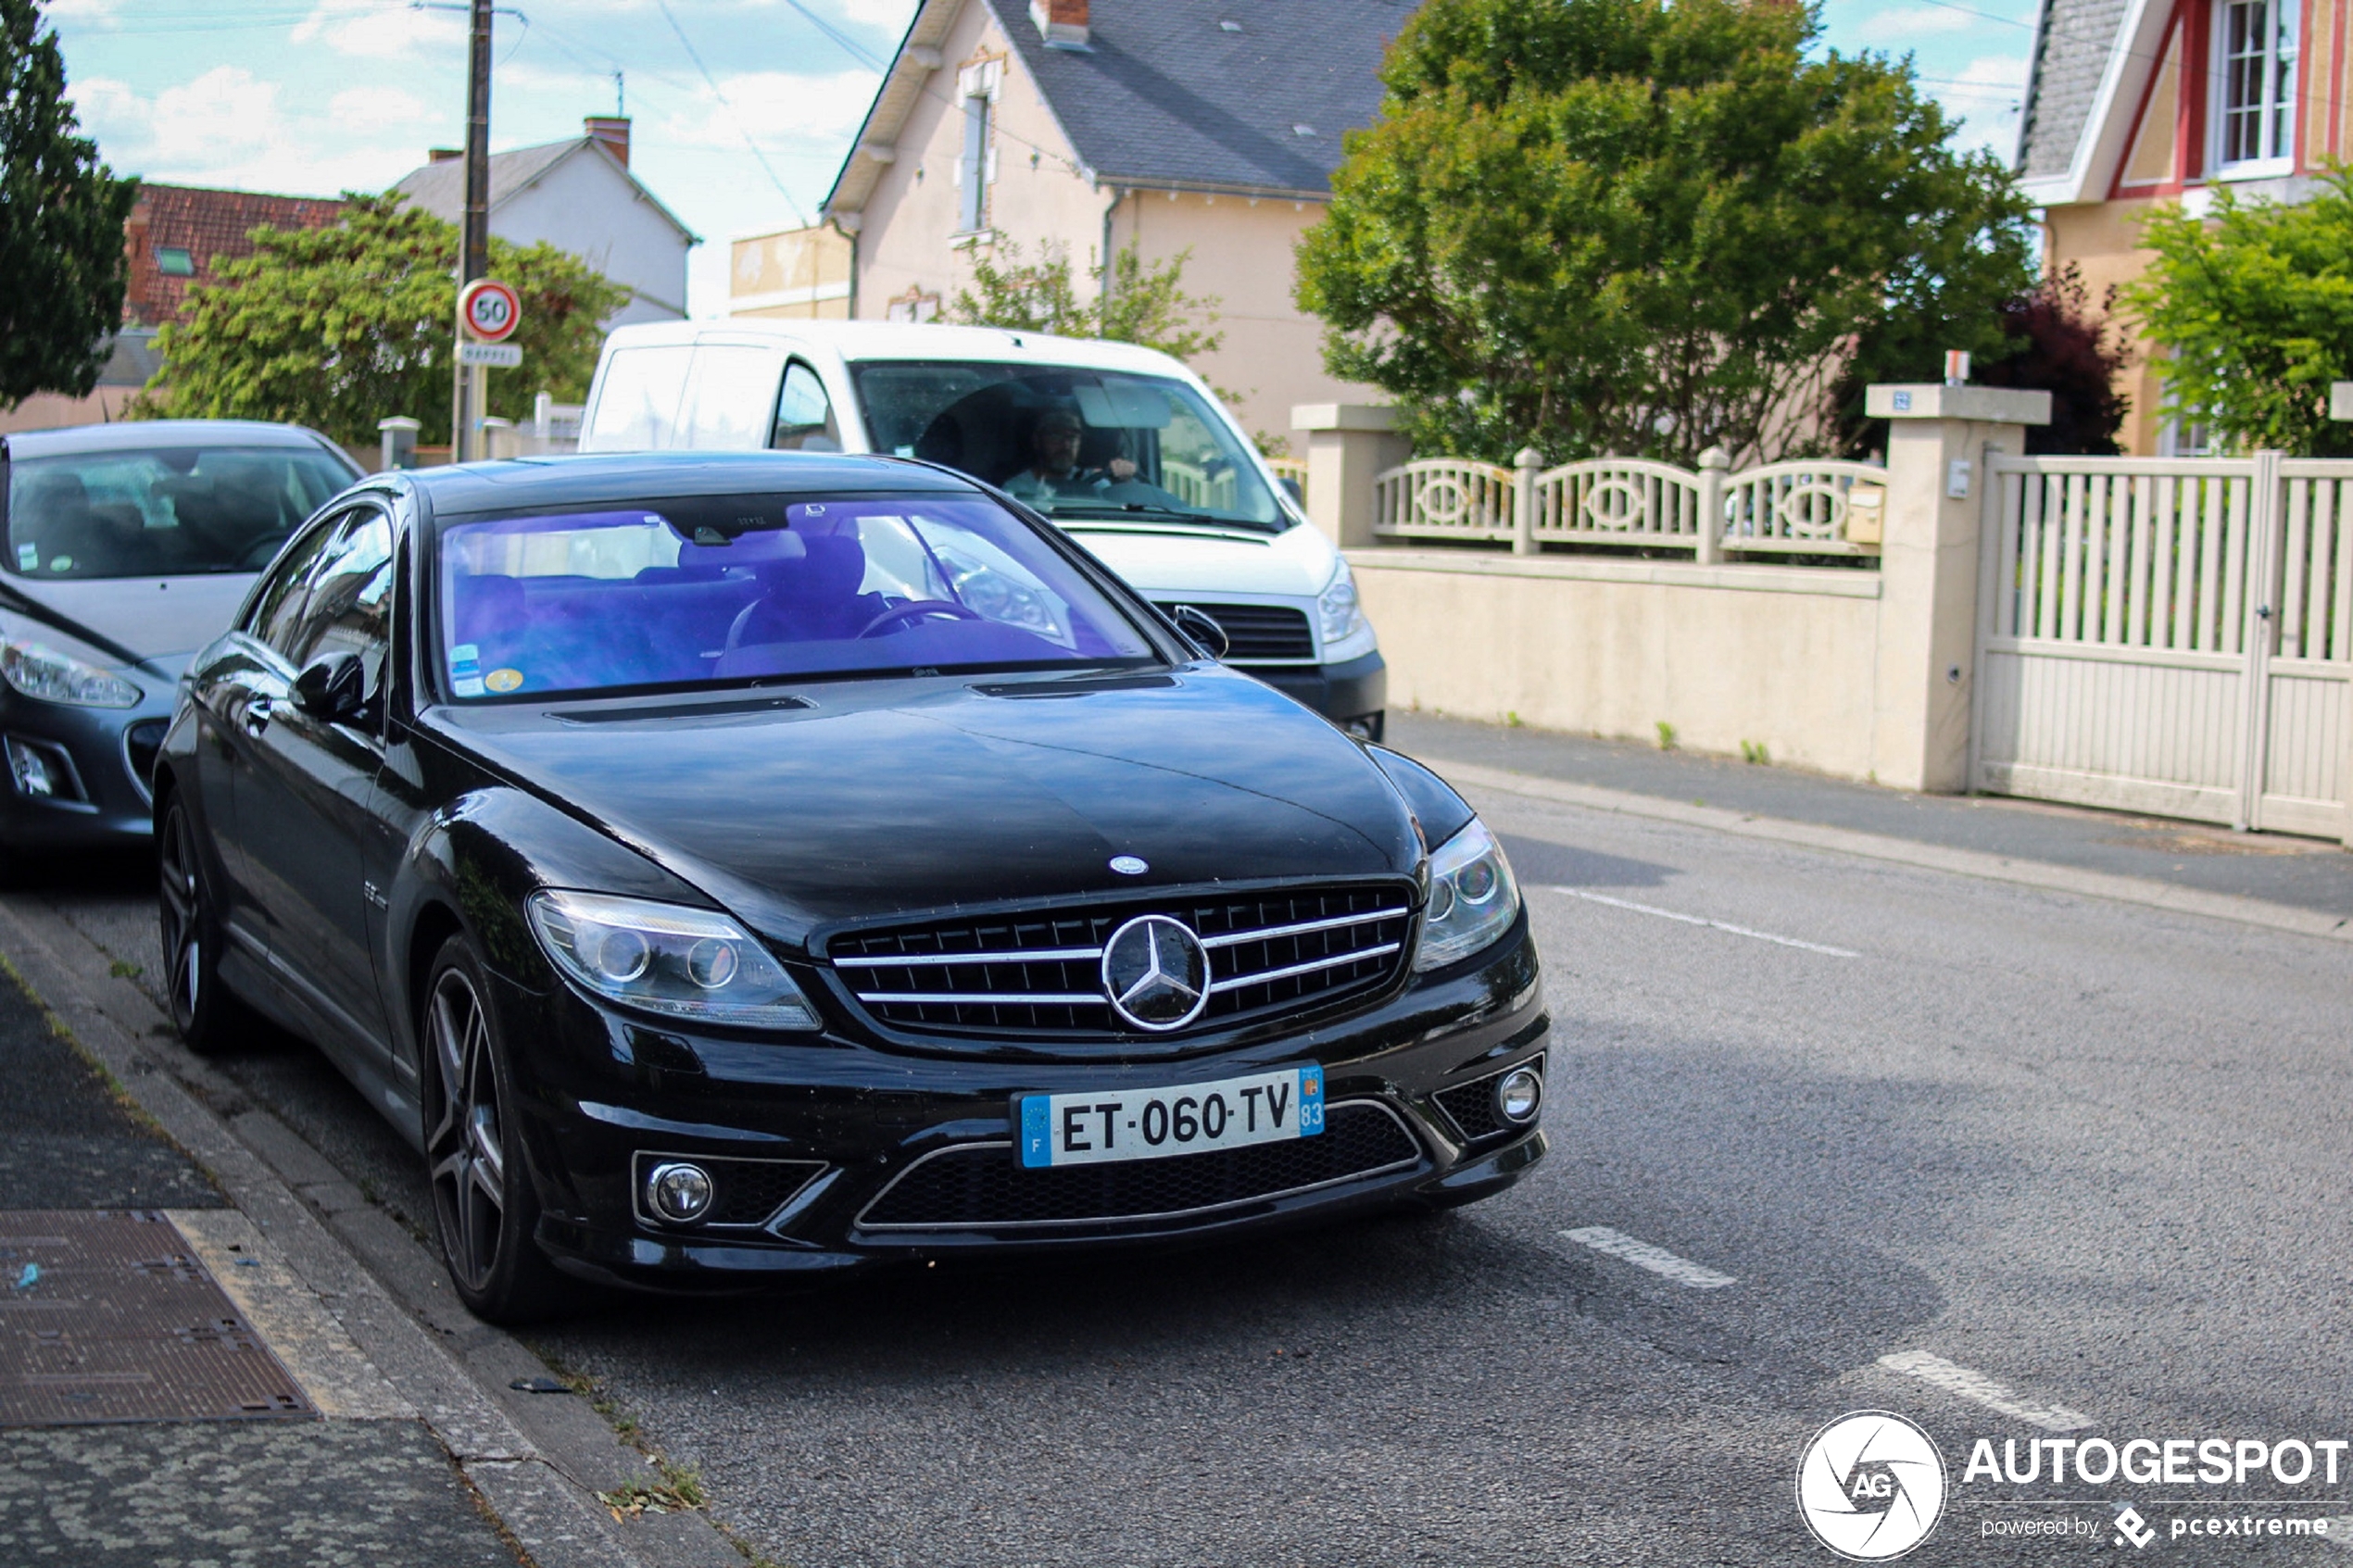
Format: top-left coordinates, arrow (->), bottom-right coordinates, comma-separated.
1151,601 -> 1315,663
828,883 -> 1413,1041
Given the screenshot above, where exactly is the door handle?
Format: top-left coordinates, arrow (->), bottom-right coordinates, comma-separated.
244,696 -> 274,736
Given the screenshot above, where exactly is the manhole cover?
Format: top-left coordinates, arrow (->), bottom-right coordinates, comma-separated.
0,1210 -> 312,1425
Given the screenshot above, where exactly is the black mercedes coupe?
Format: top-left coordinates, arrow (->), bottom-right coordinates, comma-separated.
158,453 -> 1547,1322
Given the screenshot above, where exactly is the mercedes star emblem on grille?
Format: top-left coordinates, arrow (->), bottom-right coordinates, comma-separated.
1100,914 -> 1211,1031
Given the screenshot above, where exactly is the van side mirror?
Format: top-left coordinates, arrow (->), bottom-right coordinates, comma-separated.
292,650 -> 369,723
1278,476 -> 1304,508
1168,604 -> 1230,660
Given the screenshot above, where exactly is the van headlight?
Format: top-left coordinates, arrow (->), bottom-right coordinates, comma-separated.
1317,558 -> 1365,644
1,638 -> 142,709
527,890 -> 821,1029
1413,818 -> 1520,971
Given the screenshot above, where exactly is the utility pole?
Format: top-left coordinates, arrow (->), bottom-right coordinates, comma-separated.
451,0 -> 493,459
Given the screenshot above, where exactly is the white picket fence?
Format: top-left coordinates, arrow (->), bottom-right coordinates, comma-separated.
1372,448 -> 1887,561
1973,453 -> 2351,835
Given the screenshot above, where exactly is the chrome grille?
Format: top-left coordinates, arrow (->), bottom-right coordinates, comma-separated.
829,883 -> 1414,1038
1150,601 -> 1315,663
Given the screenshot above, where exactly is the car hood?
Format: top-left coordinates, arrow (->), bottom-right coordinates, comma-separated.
433,665 -> 1420,946
1059,524 -> 1328,599
0,572 -> 254,677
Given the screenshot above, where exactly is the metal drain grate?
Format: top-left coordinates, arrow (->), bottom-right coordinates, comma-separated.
0,1210 -> 313,1426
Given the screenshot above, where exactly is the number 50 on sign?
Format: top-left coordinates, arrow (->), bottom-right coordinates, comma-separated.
458,279 -> 522,343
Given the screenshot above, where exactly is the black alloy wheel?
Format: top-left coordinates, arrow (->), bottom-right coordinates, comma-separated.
422,935 -> 563,1323
157,795 -> 240,1055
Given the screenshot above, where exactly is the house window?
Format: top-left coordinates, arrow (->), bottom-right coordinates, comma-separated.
2212,0 -> 2296,172
953,58 -> 1000,236
155,246 -> 195,276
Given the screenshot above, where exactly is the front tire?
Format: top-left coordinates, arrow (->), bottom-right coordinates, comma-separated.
157,795 -> 244,1056
421,935 -> 564,1324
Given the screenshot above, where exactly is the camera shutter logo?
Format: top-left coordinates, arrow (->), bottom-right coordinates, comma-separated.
1100,915 -> 1209,1031
1795,1411 -> 1946,1561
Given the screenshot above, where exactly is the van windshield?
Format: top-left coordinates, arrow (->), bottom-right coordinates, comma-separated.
849,361 -> 1285,532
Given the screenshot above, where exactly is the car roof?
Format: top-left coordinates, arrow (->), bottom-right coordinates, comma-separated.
3,419 -> 348,458
398,449 -> 987,515
599,319 -> 1189,376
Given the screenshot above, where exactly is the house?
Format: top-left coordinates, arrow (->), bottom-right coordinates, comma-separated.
731,224 -> 855,320
0,182 -> 344,435
390,118 -> 698,327
2020,0 -> 2341,452
808,0 -> 1413,441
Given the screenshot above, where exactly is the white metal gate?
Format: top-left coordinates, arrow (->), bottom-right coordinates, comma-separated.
1971,453 -> 2351,836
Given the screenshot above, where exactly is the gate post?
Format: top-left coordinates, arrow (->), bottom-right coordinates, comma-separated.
1865,383 -> 2050,792
1694,446 -> 1729,566
1292,404 -> 1408,549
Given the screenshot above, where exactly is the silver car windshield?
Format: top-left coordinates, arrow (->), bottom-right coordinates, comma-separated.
6,447 -> 354,580
850,361 -> 1284,531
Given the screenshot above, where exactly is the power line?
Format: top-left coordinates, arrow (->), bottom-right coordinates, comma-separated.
652,0 -> 812,225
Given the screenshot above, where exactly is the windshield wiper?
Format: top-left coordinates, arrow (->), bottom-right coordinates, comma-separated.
1051,502 -> 1268,529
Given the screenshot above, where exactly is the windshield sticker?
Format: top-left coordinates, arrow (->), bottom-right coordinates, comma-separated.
451,675 -> 485,698
449,643 -> 480,666
484,668 -> 523,694
14,544 -> 33,571
48,556 -> 71,572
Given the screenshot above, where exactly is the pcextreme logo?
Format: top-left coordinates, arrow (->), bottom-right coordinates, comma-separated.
1797,1411 -> 1948,1561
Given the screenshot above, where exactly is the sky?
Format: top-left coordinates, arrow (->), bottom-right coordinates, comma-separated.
45,0 -> 2040,320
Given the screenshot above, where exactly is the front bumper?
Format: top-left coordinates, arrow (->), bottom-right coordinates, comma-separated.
0,686 -> 170,852
1248,650 -> 1387,730
493,911 -> 1546,1291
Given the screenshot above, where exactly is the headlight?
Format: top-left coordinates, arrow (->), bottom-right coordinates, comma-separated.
1,638 -> 142,709
526,890 -> 821,1030
1317,558 -> 1365,644
1413,817 -> 1521,971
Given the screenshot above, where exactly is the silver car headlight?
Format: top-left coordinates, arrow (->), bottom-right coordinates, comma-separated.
1,638 -> 142,709
1413,817 -> 1521,971
1317,558 -> 1365,644
527,890 -> 821,1030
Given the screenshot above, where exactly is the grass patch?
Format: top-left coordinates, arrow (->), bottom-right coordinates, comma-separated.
598,1461 -> 706,1519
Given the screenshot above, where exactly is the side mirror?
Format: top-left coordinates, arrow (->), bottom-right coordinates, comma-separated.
1278,476 -> 1304,508
1168,604 -> 1230,660
291,650 -> 369,723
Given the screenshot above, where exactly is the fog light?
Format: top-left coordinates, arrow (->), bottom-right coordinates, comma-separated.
5,734 -> 82,802
646,1160 -> 713,1223
1495,1066 -> 1543,1124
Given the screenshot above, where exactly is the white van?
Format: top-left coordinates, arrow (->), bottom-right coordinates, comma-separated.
577,320 -> 1384,738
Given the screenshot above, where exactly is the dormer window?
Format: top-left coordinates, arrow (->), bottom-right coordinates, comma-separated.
2212,0 -> 2296,175
156,246 -> 195,277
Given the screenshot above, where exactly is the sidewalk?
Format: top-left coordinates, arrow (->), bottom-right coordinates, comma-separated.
0,889 -> 746,1568
1389,712 -> 2353,923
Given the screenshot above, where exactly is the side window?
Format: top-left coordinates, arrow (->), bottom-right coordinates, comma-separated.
581,347 -> 692,451
676,345 -> 786,450
244,515 -> 342,657
285,509 -> 394,671
772,361 -> 841,452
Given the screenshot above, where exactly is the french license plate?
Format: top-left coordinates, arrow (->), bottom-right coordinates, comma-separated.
1017,1065 -> 1325,1169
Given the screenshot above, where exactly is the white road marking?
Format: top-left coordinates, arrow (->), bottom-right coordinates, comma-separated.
1877,1350 -> 2095,1432
1542,886 -> 1860,958
1560,1226 -> 1738,1289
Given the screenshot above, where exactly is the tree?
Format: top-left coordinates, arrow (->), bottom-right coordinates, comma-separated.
137,193 -> 625,446
2123,169 -> 2353,457
949,240 -> 1223,362
1293,0 -> 2036,467
0,0 -> 138,409
1835,265 -> 2133,458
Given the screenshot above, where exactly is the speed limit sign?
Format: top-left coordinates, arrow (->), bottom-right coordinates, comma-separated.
458,279 -> 522,343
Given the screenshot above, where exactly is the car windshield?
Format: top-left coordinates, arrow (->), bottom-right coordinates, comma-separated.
5,445 -> 354,580
850,360 -> 1284,531
434,492 -> 1158,701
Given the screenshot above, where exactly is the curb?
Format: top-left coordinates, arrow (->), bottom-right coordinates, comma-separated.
0,897 -> 742,1568
1425,758 -> 2353,945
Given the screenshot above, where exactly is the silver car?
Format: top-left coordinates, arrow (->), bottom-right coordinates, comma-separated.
0,420 -> 360,854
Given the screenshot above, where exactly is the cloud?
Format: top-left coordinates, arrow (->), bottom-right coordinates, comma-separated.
1927,54 -> 2029,155
326,84 -> 435,130
42,0 -> 120,19
1851,6 -> 1980,43
292,0 -> 464,60
653,68 -> 875,150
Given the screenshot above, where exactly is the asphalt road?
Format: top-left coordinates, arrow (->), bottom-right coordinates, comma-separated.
14,785 -> 2353,1567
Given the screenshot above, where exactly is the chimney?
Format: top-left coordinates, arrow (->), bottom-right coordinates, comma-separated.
585,115 -> 631,168
1029,0 -> 1088,46
427,147 -> 462,163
